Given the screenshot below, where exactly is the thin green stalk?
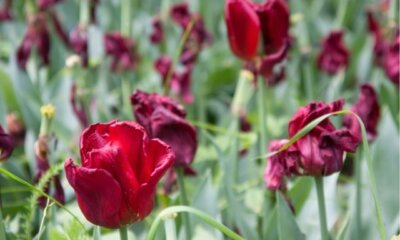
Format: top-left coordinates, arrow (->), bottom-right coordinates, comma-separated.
163,19 -> 195,95
335,0 -> 349,28
315,177 -> 329,240
164,218 -> 177,240
121,0 -> 132,36
355,150 -> 362,239
256,75 -> 267,160
119,225 -> 128,240
0,183 -> 7,240
121,73 -> 132,118
146,205 -> 243,240
79,0 -> 90,26
176,167 -> 191,240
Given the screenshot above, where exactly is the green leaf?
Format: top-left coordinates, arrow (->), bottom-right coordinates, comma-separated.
276,192 -> 305,240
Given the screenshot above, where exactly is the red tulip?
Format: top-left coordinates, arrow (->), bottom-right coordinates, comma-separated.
264,139 -> 301,191
38,0 -> 64,10
131,91 -> 197,167
0,0 -> 12,22
17,13 -> 50,69
0,125 -> 15,161
104,32 -> 139,72
343,84 -> 381,142
225,0 -> 289,61
317,31 -> 349,74
65,120 -> 174,228
150,16 -> 164,44
170,2 -> 192,28
225,0 -> 260,61
384,34 -> 400,87
70,25 -> 88,67
288,99 -> 359,176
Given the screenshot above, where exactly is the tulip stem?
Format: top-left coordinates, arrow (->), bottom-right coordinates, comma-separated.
176,167 -> 191,239
314,176 -> 329,240
79,0 -> 90,26
163,19 -> 194,96
119,225 -> 128,240
121,0 -> 131,36
0,183 -> 7,240
355,150 -> 362,239
256,76 -> 267,161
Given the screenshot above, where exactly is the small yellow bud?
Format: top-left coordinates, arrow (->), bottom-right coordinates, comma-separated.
291,13 -> 303,24
40,104 -> 56,119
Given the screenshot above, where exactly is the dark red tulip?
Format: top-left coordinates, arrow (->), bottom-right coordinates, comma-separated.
70,82 -> 89,128
150,16 -> 164,44
264,139 -> 301,191
154,55 -> 173,83
266,68 -> 285,86
0,0 -> 12,22
317,31 -> 349,74
65,120 -> 174,228
70,25 -> 88,67
366,11 -> 388,67
384,34 -> 400,87
171,67 -> 194,104
288,99 -> 359,176
343,84 -> 381,142
225,0 -> 260,61
131,90 -> 197,167
225,0 -> 289,61
170,2 -> 191,28
48,10 -> 70,48
0,125 -> 15,161
254,0 -> 289,55
38,0 -> 63,10
17,13 -> 50,69
34,136 -> 65,207
104,32 -> 139,72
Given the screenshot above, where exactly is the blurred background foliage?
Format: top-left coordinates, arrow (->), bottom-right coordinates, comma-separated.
0,0 -> 399,239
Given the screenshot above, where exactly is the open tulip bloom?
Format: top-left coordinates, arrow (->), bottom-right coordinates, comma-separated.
65,121 -> 174,228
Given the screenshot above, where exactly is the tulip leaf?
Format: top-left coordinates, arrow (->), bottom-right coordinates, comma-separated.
276,192 -> 305,240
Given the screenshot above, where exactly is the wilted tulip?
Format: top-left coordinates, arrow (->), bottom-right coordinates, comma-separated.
17,13 -> 50,69
65,121 -> 174,228
170,2 -> 192,28
317,31 -> 349,74
150,16 -> 164,44
70,82 -> 89,128
0,0 -> 12,22
264,139 -> 301,190
131,90 -> 197,168
384,34 -> 400,87
343,84 -> 381,142
288,99 -> 359,176
70,25 -> 88,67
38,0 -> 64,10
0,125 -> 15,161
104,32 -> 139,72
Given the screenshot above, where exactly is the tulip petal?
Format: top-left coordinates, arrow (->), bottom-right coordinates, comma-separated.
65,159 -> 123,229
225,0 -> 260,60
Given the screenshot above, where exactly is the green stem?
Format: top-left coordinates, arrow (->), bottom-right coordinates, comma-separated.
0,183 -> 7,240
146,206 -> 243,240
315,177 -> 329,240
79,0 -> 90,26
121,0 -> 132,36
163,19 -> 195,95
176,167 -> 191,239
355,150 -> 362,239
121,74 -> 132,118
164,218 -> 177,240
256,75 -> 267,161
335,0 -> 349,28
119,225 -> 128,240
